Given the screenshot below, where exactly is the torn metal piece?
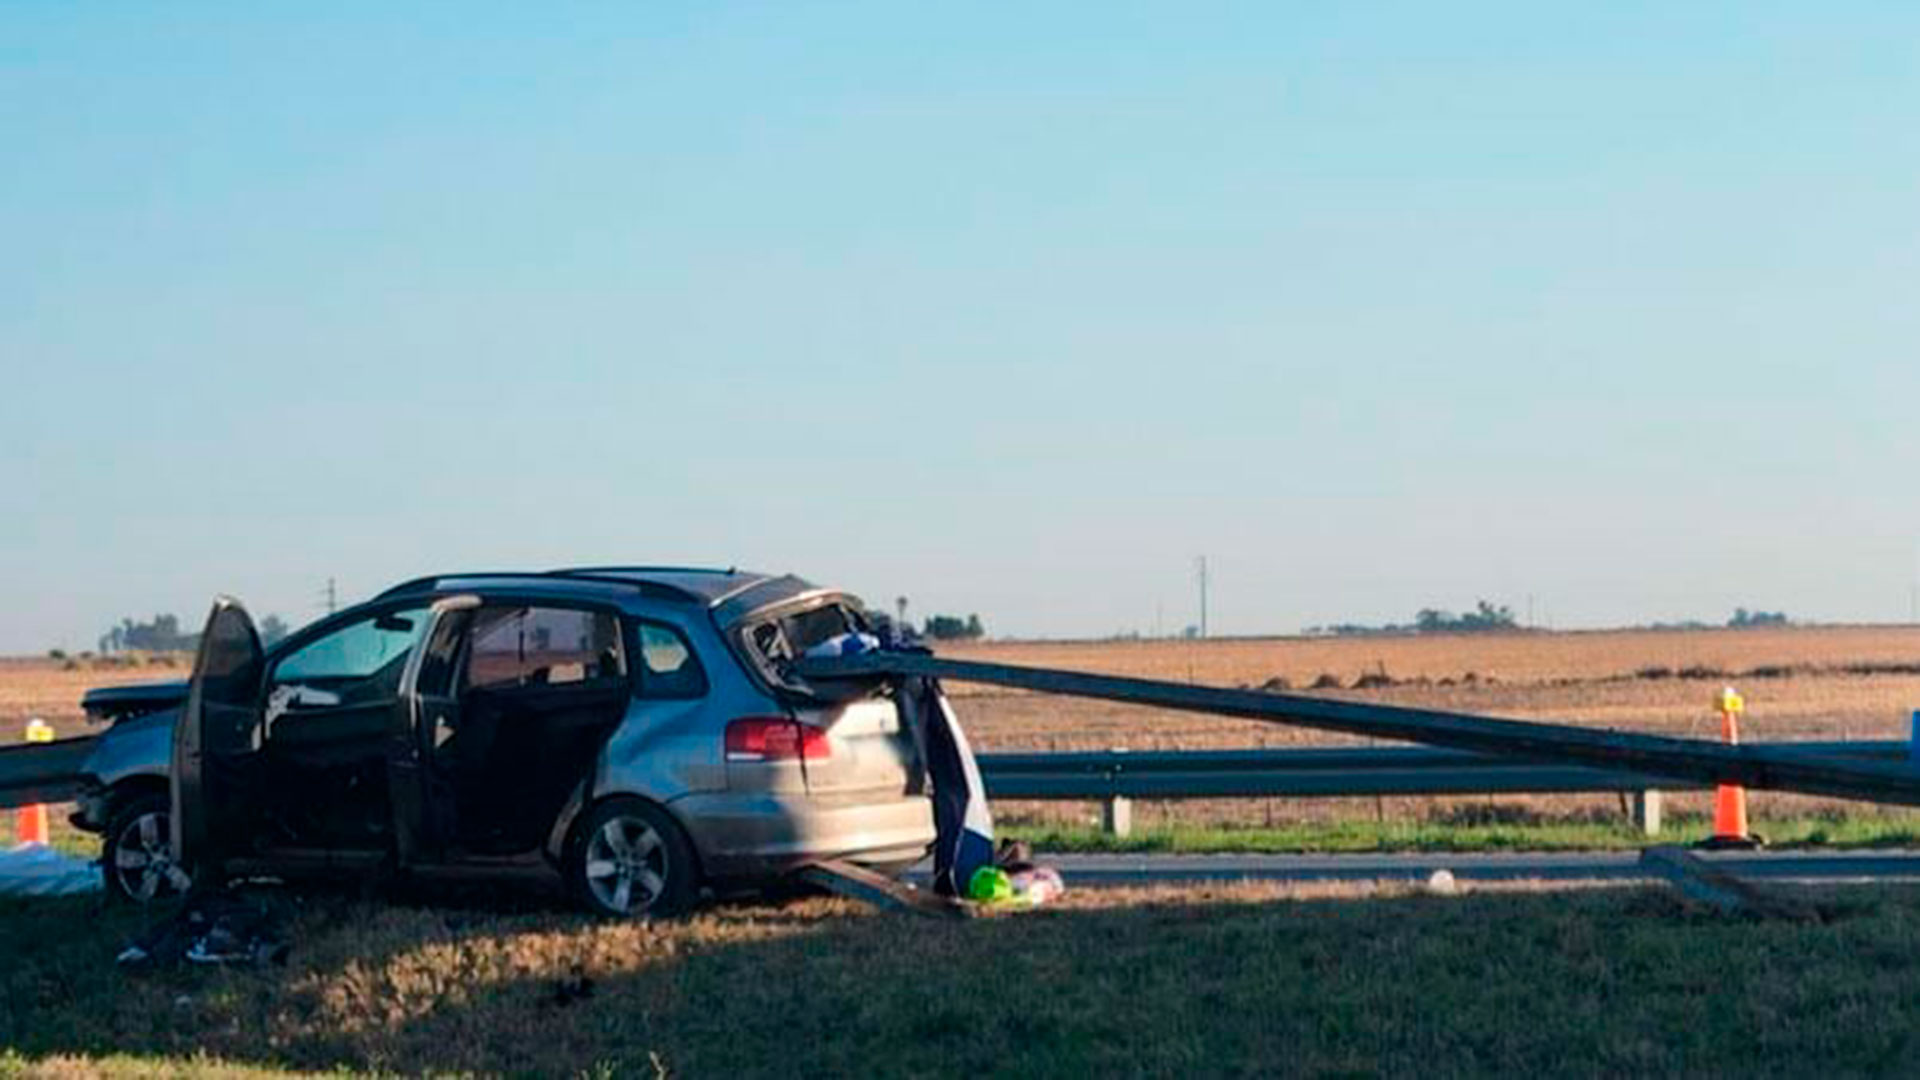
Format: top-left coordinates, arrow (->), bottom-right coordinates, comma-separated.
1640,845 -> 1815,921
797,859 -> 971,919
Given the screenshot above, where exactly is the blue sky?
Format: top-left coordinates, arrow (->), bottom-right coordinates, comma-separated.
5,3 -> 1920,652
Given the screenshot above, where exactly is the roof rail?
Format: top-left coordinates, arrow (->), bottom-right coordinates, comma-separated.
540,572 -> 705,603
550,565 -> 742,578
374,571 -> 703,605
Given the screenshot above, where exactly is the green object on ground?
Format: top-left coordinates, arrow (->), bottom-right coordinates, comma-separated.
967,866 -> 1013,903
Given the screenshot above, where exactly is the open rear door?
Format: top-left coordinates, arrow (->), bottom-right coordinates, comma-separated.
389,595 -> 479,862
171,597 -> 265,879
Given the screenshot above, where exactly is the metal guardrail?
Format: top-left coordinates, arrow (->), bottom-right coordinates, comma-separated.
976,740 -> 1908,800
0,735 -> 100,811
2,732 -> 1909,834
977,740 -> 1911,836
799,652 -> 1920,805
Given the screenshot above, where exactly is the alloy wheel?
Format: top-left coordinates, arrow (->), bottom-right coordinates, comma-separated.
112,808 -> 186,902
582,814 -> 669,915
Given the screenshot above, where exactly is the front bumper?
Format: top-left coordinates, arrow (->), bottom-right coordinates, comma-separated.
668,791 -> 936,881
69,782 -> 109,833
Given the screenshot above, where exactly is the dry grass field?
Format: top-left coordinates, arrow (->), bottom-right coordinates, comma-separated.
943,624 -> 1920,749
0,656 -> 188,741
4,882 -> 1918,1076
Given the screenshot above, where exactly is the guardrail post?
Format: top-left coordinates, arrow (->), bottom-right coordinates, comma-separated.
1632,789 -> 1663,836
1102,746 -> 1132,837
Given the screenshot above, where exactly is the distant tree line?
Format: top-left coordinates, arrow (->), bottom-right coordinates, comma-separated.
923,613 -> 985,641
1414,601 -> 1518,634
1307,603 -> 1793,637
98,612 -> 290,654
1307,600 -> 1519,637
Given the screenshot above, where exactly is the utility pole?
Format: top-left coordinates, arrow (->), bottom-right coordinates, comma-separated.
1195,556 -> 1209,639
895,596 -> 909,631
322,577 -> 338,615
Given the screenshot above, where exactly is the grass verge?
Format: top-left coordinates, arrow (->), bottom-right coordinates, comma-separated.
1,881 -> 1917,1076
1002,811 -> 1920,855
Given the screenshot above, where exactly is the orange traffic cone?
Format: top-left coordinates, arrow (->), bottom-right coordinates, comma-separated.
15,719 -> 53,847
1699,687 -> 1762,850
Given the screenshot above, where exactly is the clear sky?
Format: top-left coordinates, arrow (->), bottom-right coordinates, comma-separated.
5,3 -> 1920,653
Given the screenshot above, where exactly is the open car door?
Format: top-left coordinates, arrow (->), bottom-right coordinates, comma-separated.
172,596 -> 266,880
388,595 -> 479,863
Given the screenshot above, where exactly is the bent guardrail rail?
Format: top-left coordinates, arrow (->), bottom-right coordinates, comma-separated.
798,652 -> 1920,806
975,740 -> 1907,835
976,740 -> 1908,799
0,735 -> 99,812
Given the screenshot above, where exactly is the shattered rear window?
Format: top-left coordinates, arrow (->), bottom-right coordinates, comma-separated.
737,598 -> 874,696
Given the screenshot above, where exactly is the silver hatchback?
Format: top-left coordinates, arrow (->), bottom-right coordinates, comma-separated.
71,568 -> 936,916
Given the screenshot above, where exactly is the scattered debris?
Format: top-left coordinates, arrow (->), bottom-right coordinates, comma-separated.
116,889 -> 291,967
549,963 -> 596,1007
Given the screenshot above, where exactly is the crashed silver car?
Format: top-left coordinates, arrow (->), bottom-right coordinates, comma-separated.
70,568 -> 936,916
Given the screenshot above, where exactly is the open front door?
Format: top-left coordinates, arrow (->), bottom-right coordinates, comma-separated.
172,596 -> 266,879
389,595 -> 479,862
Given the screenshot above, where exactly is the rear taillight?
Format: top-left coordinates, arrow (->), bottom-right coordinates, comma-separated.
725,716 -> 830,762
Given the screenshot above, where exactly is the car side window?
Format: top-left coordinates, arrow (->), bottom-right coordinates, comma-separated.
634,621 -> 707,699
268,607 -> 429,708
465,606 -> 625,691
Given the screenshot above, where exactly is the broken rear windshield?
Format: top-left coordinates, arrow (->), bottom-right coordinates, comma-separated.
737,597 -> 875,696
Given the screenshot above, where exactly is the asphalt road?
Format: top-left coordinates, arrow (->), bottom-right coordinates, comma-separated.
1035,850 -> 1920,887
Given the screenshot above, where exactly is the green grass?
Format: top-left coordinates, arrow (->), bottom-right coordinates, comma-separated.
1004,811 -> 1920,856
1,882 -> 1917,1076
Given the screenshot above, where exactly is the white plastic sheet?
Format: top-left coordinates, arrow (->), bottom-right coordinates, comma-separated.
0,843 -> 102,896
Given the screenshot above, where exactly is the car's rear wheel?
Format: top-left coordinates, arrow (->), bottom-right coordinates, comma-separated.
565,797 -> 698,918
103,791 -> 189,904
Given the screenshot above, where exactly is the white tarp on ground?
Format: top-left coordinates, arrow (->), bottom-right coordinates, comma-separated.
0,843 -> 102,896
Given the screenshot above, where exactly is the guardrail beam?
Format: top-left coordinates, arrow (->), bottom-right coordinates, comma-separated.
798,653 -> 1920,807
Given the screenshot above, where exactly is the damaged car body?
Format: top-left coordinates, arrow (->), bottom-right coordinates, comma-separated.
71,568 -> 936,916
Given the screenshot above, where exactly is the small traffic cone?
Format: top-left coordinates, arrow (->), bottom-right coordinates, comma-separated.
15,719 -> 54,847
1698,687 -> 1762,850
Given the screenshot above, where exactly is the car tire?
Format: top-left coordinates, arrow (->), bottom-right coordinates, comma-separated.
102,790 -> 189,904
564,797 -> 698,918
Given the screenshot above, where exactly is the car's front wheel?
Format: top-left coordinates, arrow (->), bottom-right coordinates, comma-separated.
564,797 -> 698,918
102,791 -> 189,904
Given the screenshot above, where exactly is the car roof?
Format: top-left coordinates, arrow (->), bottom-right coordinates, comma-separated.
375,566 -> 821,612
